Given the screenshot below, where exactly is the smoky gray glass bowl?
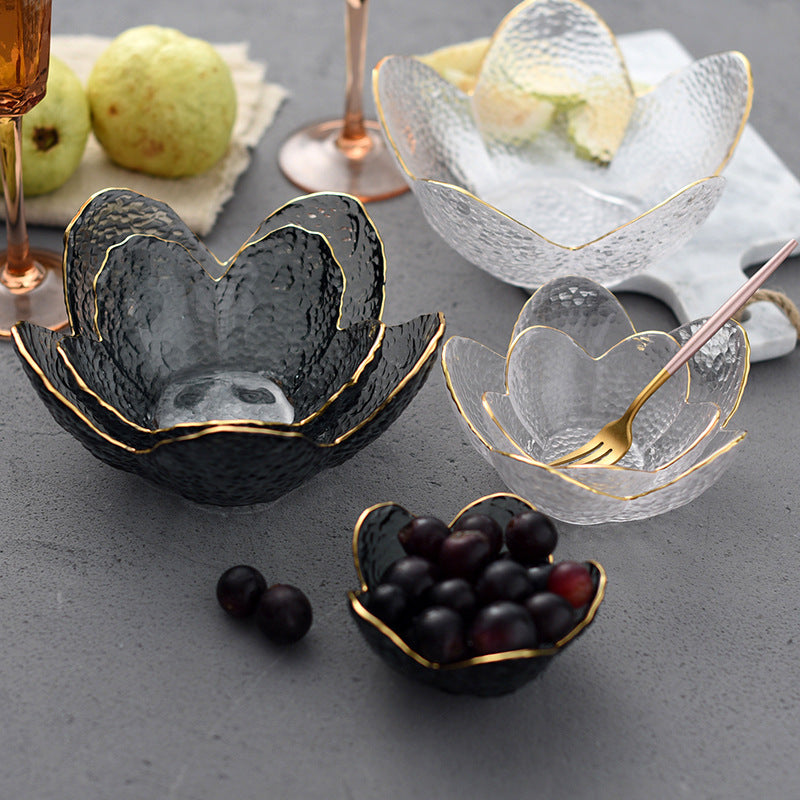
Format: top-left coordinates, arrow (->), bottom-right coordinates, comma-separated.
12,188 -> 445,506
442,276 -> 749,524
348,493 -> 606,696
374,0 -> 752,289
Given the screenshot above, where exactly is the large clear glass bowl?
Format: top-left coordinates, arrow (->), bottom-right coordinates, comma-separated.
374,0 -> 752,288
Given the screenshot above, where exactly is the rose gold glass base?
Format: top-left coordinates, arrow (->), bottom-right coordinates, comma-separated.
278,119 -> 409,203
0,247 -> 67,337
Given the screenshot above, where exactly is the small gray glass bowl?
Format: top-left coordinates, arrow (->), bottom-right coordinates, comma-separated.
12,188 -> 445,506
348,493 -> 606,695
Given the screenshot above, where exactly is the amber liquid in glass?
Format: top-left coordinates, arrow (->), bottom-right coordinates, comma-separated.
0,0 -> 51,116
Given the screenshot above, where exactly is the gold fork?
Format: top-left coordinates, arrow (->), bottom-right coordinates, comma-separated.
549,239 -> 798,468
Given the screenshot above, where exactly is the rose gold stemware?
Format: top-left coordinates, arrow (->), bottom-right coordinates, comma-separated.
0,0 -> 67,337
278,0 -> 408,203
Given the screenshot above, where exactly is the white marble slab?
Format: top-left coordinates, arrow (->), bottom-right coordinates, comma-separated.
612,30 -> 800,361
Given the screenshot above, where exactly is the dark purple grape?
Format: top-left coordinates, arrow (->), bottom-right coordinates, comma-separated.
475,559 -> 535,605
398,516 -> 450,560
524,592 -> 576,643
438,529 -> 492,579
362,583 -> 410,629
451,513 -> 503,555
410,606 -> 468,664
216,564 -> 267,619
255,584 -> 312,644
548,561 -> 595,608
469,601 -> 539,655
424,578 -> 478,620
527,563 -> 553,593
381,555 -> 438,601
505,511 -> 558,565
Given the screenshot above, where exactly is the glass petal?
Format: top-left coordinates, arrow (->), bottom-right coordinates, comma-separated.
506,326 -> 689,464
254,192 -> 387,327
512,275 -> 636,355
374,55 -> 493,194
64,188 -> 208,337
609,52 -> 752,203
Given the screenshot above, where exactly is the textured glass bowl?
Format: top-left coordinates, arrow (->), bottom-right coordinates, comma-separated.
374,0 -> 752,289
12,188 -> 445,506
348,493 -> 606,696
442,277 -> 749,524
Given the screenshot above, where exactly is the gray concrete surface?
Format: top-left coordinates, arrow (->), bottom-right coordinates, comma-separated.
2,0 -> 799,798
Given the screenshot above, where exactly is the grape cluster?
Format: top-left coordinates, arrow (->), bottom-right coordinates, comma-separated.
216,565 -> 312,645
360,510 -> 596,664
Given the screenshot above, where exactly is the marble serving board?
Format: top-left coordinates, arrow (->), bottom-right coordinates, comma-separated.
611,30 -> 800,362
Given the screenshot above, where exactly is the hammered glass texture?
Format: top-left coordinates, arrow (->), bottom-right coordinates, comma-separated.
472,0 -> 633,161
64,189 -> 389,334
12,189 -> 445,506
374,0 -> 751,287
349,495 -> 605,695
505,327 -> 693,467
484,388 -> 721,472
440,276 -> 748,524
251,192 -> 387,328
509,276 -> 748,424
479,432 -> 743,524
59,317 -> 382,432
510,277 -> 636,355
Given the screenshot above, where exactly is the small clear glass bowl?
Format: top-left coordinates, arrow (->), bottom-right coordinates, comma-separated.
442,276 -> 749,524
374,0 -> 752,289
12,188 -> 445,506
348,493 -> 606,696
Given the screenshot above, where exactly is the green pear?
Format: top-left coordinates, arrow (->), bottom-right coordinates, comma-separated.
21,56 -> 91,196
87,25 -> 237,178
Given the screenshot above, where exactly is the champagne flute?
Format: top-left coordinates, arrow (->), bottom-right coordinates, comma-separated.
0,0 -> 66,337
278,0 -> 408,203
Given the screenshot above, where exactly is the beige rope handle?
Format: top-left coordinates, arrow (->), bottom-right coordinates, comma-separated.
733,288 -> 800,337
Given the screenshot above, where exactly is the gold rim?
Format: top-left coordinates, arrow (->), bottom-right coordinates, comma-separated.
374,16 -> 752,252
504,278 -> 750,429
507,277 -> 637,352
63,188 -> 389,333
348,552 -> 607,671
256,190 -> 388,323
476,0 -> 635,100
497,324 -> 721,472
349,491 -> 607,670
53,188 -> 404,436
56,323 -> 388,435
12,312 -> 445,456
351,491 -> 537,590
480,388 -> 722,475
89,223 -> 352,341
440,336 -> 747,502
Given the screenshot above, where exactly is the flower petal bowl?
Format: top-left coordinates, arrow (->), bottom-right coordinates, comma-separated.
348,493 -> 606,695
374,0 -> 753,289
12,188 -> 445,506
442,276 -> 749,524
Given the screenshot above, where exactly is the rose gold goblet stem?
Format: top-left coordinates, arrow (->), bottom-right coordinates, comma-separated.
0,115 -> 42,289
277,0 -> 408,201
338,0 -> 370,152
